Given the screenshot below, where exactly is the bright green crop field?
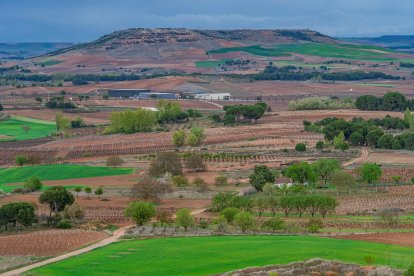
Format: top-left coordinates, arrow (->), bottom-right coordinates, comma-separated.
26,236 -> 414,275
0,164 -> 133,192
0,116 -> 56,141
195,59 -> 232,68
208,43 -> 397,61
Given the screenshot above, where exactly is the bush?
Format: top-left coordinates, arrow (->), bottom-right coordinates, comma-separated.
106,156 -> 124,167
306,218 -> 323,233
288,96 -> 355,110
185,153 -> 206,172
15,155 -> 29,166
173,129 -> 186,147
214,175 -> 228,187
176,208 -> 194,231
124,201 -> 156,226
193,177 -> 208,192
56,219 -> 72,229
234,211 -> 256,233
24,176 -> 43,192
172,175 -> 189,187
295,143 -> 307,152
220,207 -> 239,223
262,217 -> 285,232
316,140 -> 325,150
149,152 -> 182,177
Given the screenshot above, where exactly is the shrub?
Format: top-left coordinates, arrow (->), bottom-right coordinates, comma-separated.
262,217 -> 285,232
220,207 -> 239,223
193,177 -> 208,192
106,156 -> 124,167
295,143 -> 306,152
214,175 -> 228,187
316,140 -> 325,150
56,219 -> 72,229
176,208 -> 194,231
24,176 -> 43,192
156,209 -> 173,225
234,211 -> 256,233
185,153 -> 206,172
15,155 -> 29,166
131,177 -> 170,202
172,175 -> 189,187
63,202 -> 85,220
172,129 -> 186,147
149,152 -> 182,177
404,262 -> 414,276
199,219 -> 209,229
306,218 -> 323,233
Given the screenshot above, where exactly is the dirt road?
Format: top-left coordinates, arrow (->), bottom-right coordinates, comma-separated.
343,148 -> 369,167
1,225 -> 132,276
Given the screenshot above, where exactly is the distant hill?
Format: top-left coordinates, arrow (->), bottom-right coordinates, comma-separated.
0,43 -> 74,59
340,35 -> 414,53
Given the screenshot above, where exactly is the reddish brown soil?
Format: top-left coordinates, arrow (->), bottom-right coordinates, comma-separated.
0,229 -> 107,256
336,232 -> 414,247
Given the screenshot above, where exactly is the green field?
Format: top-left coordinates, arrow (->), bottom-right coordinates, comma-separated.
0,164 -> 133,192
208,43 -> 397,61
38,59 -> 63,67
27,236 -> 414,275
0,116 -> 56,141
195,59 -> 233,68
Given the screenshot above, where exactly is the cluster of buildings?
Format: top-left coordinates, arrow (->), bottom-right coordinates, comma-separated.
107,89 -> 231,101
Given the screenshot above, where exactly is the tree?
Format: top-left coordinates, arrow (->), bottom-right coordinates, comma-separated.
106,156 -> 124,167
404,108 -> 414,130
377,134 -> 395,149
74,186 -> 82,198
95,187 -> 103,199
249,165 -> 275,191
39,186 -> 74,224
63,202 -> 85,220
316,141 -> 325,151
366,129 -> 384,147
106,108 -> 157,134
234,211 -> 255,233
149,152 -> 182,177
0,202 -> 36,231
24,176 -> 43,192
21,125 -> 31,134
124,201 -> 156,226
220,207 -> 239,223
311,159 -> 340,186
131,177 -> 169,202
331,171 -> 356,193
349,132 -> 364,146
253,196 -> 268,217
185,153 -> 206,172
176,208 -> 194,231
15,155 -> 28,166
333,131 -> 347,149
84,186 -> 92,199
295,143 -> 307,152
262,217 -> 284,232
173,129 -> 186,147
284,162 -> 316,185
172,175 -> 189,187
55,112 -> 70,132
186,127 -> 205,146
317,196 -> 337,218
359,163 -> 382,185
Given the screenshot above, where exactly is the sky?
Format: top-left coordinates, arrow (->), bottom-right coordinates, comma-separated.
1,0 -> 414,42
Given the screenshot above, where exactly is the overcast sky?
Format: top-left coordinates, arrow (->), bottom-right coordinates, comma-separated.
1,0 -> 414,42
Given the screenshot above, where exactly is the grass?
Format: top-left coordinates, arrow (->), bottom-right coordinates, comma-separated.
38,59 -> 63,67
0,164 -> 133,192
26,236 -> 414,275
208,43 -> 397,61
0,116 -> 56,141
195,59 -> 232,68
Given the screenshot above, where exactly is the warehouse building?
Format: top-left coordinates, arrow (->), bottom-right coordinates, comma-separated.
194,93 -> 231,100
108,89 -> 151,98
139,92 -> 177,99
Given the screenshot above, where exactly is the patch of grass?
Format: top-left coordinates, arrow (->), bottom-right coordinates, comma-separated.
361,83 -> 396,88
38,59 -> 63,67
195,59 -> 232,68
0,116 -> 56,141
26,236 -> 414,275
0,164 -> 133,192
208,43 -> 396,61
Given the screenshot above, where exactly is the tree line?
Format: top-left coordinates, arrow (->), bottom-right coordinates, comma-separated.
355,92 -> 414,111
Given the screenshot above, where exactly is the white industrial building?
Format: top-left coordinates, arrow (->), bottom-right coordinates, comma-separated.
194,93 -> 231,100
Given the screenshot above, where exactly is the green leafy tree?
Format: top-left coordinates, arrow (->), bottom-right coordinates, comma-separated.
284,162 -> 316,185
349,132 -> 364,146
262,217 -> 284,232
124,201 -> 156,226
95,187 -> 103,199
359,163 -> 383,185
186,127 -> 205,146
377,134 -> 395,149
15,155 -> 28,167
84,186 -> 92,198
0,202 -> 36,231
295,143 -> 307,152
366,129 -> 384,147
333,131 -> 346,149
55,112 -> 71,132
74,186 -> 82,198
176,208 -> 194,231
315,141 -> 325,151
24,176 -> 43,192
311,159 -> 340,186
234,211 -> 255,233
220,207 -> 239,223
39,186 -> 74,224
249,165 -> 275,191
173,129 -> 186,147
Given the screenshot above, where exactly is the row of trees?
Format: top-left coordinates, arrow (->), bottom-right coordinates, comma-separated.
355,92 -> 414,111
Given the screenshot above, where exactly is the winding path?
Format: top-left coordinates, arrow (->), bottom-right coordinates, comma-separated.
342,147 -> 369,167
1,225 -> 132,276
